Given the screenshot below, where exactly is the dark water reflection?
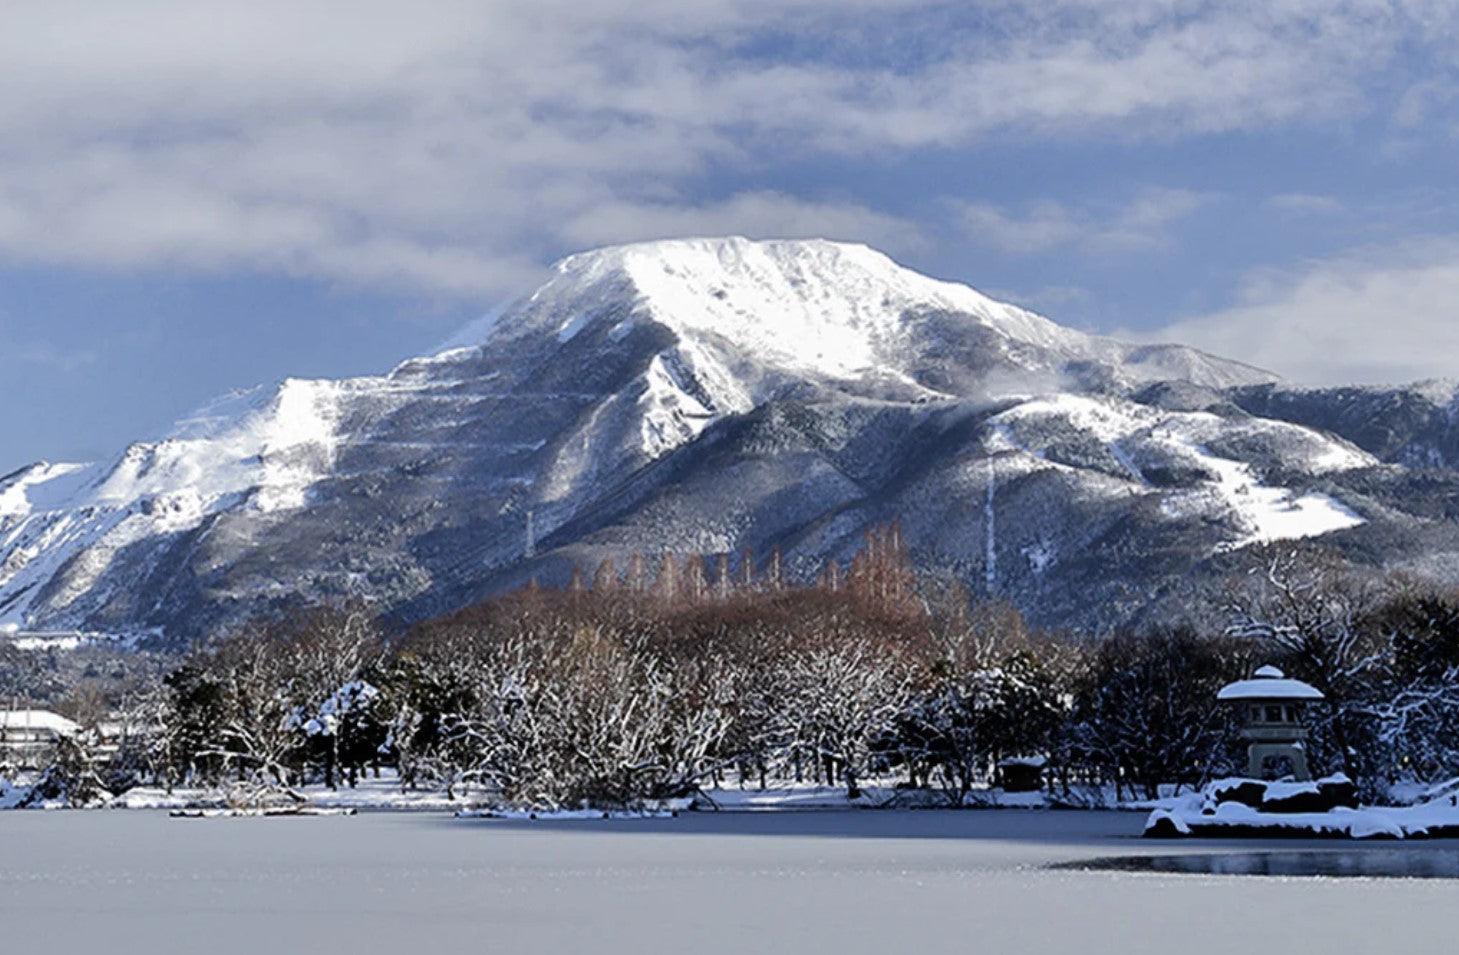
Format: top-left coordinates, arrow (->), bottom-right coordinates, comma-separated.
1063,850 -> 1459,879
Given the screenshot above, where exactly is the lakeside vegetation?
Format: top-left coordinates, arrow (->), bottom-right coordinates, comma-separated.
6,527 -> 1459,810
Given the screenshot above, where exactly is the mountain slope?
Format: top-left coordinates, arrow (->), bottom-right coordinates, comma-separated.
2,237 -> 1447,640
1229,380 -> 1459,469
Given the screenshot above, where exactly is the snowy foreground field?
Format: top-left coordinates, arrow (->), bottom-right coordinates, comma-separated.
2,810 -> 1457,954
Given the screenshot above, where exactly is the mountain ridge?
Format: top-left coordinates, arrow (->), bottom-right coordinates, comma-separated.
2,237 -> 1452,641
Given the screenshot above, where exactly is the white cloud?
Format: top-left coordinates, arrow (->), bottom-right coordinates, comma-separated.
956,188 -> 1211,255
0,1 -> 1448,298
1394,78 -> 1459,129
1132,237 -> 1459,385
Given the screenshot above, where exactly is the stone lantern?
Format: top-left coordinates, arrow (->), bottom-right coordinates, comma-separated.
1217,665 -> 1324,781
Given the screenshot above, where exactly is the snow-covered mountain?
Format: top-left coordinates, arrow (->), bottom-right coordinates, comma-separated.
3,237 -> 1454,641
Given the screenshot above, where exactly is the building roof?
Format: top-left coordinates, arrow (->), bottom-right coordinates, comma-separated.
0,709 -> 81,735
997,755 -> 1048,769
1217,665 -> 1324,702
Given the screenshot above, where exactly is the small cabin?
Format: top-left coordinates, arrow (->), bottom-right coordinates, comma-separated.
996,755 -> 1046,793
1217,665 -> 1324,781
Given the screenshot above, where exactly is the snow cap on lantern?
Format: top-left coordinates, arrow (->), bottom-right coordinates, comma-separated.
1217,664 -> 1324,703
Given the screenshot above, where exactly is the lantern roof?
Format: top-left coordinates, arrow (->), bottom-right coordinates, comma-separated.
1217,665 -> 1324,702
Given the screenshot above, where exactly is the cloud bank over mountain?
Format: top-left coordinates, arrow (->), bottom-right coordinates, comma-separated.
1137,237 -> 1459,386
2,1 -> 1453,299
6,1 -> 1459,477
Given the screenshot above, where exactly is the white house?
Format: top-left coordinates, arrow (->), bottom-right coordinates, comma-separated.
0,709 -> 81,768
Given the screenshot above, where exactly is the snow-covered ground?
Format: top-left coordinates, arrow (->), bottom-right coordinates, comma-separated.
1149,797 -> 1459,840
3,808 -> 1458,954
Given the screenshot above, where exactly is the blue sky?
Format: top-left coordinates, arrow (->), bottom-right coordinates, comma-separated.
6,0 -> 1459,474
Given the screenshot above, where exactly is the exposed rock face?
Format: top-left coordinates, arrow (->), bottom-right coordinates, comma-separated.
3,237 -> 1456,642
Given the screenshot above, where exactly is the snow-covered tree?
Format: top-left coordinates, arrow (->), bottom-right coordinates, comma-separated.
902,650 -> 1067,801
24,732 -> 108,807
1065,628 -> 1239,800
1225,548 -> 1389,778
279,606 -> 385,788
758,641 -> 914,797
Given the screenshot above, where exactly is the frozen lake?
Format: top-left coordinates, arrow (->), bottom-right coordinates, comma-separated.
1,809 -> 1455,953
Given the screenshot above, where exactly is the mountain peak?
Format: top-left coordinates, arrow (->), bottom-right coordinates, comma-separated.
478,236 -> 1275,393
547,235 -> 992,379
489,237 -> 1080,376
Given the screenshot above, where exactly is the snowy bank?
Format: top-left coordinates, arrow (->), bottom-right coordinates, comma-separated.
1146,776 -> 1459,840
107,778 -> 472,813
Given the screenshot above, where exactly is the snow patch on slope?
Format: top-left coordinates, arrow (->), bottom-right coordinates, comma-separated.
0,463 -> 93,518
1177,443 -> 1366,549
638,355 -> 715,458
152,378 -> 343,512
986,393 -> 1370,551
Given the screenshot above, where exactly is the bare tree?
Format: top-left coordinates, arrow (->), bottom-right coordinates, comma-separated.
684,554 -> 708,603
760,641 -> 915,798
716,553 -> 732,599
592,558 -> 619,593
654,554 -> 678,603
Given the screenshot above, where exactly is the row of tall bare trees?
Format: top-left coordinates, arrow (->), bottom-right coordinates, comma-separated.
558,523 -> 922,618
